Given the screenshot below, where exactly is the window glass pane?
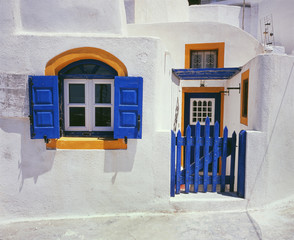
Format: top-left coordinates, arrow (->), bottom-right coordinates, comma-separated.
61,60 -> 118,76
95,107 -> 111,126
66,66 -> 83,75
69,84 -> 85,103
190,51 -> 203,68
82,64 -> 96,74
95,84 -> 111,103
190,50 -> 218,68
69,107 -> 85,126
242,80 -> 248,118
205,51 -> 217,68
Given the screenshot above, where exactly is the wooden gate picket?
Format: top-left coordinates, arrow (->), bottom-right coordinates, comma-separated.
170,117 -> 242,197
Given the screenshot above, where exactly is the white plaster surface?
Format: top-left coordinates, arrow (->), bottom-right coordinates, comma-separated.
134,0 -> 189,24
10,0 -> 126,34
128,22 -> 263,68
0,36 -> 174,222
224,54 -> 294,208
189,5 -> 242,27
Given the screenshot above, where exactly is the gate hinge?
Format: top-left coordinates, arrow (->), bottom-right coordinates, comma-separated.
29,114 -> 33,125
43,135 -> 49,144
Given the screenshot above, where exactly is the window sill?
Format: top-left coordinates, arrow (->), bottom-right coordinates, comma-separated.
46,137 -> 127,150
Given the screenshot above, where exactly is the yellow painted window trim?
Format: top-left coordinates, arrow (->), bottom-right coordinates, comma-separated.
240,69 -> 250,126
44,47 -> 128,150
45,47 -> 128,76
46,138 -> 127,150
185,42 -> 225,69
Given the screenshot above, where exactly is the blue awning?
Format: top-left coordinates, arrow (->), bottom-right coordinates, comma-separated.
172,68 -> 241,80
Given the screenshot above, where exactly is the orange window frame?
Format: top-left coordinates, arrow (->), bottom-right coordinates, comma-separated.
45,47 -> 128,150
240,69 -> 249,126
185,42 -> 225,69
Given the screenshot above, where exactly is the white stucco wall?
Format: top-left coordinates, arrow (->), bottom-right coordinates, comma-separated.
0,36 -> 173,222
189,5 -> 242,28
128,22 -> 263,69
224,54 -> 294,207
1,0 -> 127,35
0,0 -> 173,220
134,0 -> 189,24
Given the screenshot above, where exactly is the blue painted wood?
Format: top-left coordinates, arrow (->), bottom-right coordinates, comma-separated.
237,130 -> 246,198
170,131 -> 176,197
171,119 -> 238,195
212,121 -> 219,192
230,132 -> 237,192
172,67 -> 241,80
182,151 -> 213,177
181,175 -> 232,185
194,122 -> 201,193
221,127 -> 228,192
29,76 -> 60,139
203,117 -> 210,192
185,126 -> 192,193
176,130 -> 183,194
114,76 -> 143,139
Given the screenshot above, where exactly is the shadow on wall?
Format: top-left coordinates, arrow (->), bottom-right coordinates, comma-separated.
124,0 -> 135,24
0,118 -> 56,192
104,140 -> 137,184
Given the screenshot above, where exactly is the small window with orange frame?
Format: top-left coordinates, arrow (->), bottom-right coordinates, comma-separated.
240,70 -> 249,125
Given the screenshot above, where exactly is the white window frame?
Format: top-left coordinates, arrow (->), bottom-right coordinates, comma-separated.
64,79 -> 114,132
190,98 -> 215,125
92,79 -> 114,131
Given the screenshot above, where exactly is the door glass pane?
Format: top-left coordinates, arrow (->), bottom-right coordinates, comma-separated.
69,84 -> 85,103
95,84 -> 111,103
69,107 -> 85,126
95,107 -> 111,126
190,98 -> 215,125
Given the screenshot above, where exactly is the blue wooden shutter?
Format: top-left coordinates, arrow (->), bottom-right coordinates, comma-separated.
114,76 -> 143,139
29,76 -> 60,139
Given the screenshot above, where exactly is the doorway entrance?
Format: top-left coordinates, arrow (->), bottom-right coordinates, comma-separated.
182,87 -> 224,136
181,87 -> 224,169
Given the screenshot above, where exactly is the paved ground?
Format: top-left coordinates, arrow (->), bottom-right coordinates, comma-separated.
1,196 -> 293,240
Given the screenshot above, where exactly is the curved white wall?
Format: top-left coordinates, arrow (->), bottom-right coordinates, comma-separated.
134,0 -> 189,24
128,22 -> 263,68
189,5 -> 242,28
224,54 -> 294,207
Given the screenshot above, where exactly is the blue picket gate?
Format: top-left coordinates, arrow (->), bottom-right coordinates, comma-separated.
170,117 -> 241,197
